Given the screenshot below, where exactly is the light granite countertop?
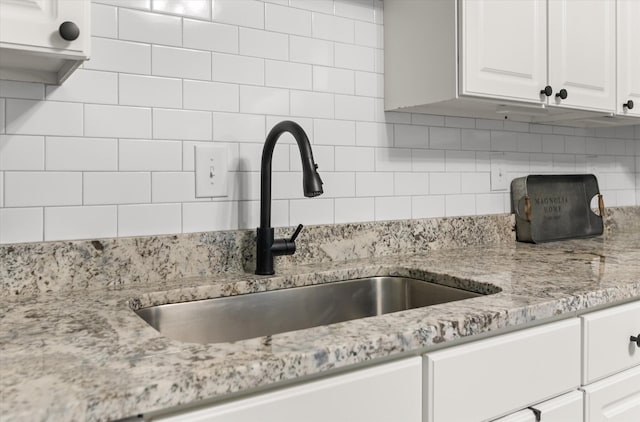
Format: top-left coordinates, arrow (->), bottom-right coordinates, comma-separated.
1,233 -> 640,421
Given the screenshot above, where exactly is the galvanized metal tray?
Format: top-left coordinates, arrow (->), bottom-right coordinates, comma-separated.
510,174 -> 604,243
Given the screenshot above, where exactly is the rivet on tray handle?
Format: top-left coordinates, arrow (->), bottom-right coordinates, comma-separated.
524,195 -> 532,221
598,194 -> 605,217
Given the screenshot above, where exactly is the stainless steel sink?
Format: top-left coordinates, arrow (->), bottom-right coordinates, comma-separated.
135,276 -> 487,344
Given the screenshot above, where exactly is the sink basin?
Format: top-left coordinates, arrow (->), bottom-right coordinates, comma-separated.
135,276 -> 488,344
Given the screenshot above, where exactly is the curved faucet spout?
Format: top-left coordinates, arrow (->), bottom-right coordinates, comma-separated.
256,121 -> 324,275
260,120 -> 323,228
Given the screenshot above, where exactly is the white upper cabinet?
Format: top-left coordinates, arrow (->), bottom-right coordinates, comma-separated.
461,0 -> 547,104
617,0 -> 640,117
0,0 -> 90,84
548,0 -> 616,112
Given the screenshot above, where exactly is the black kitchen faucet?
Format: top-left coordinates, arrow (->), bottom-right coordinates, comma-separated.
255,121 -> 323,275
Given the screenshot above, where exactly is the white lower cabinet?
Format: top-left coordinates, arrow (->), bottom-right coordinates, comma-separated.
423,319 -> 581,422
152,357 -> 422,422
582,365 -> 640,422
491,391 -> 583,422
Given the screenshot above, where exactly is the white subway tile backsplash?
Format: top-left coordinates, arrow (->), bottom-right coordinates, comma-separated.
5,172 -> 82,207
0,80 -> 44,100
266,3 -> 311,36
0,0 -> 637,244
412,149 -> 445,172
213,113 -> 265,142
395,124 -> 428,149
375,196 -> 410,221
445,194 -> 476,217
356,172 -> 393,196
445,150 -> 476,172
119,74 -> 182,108
335,95 -> 374,122
321,172 -> 355,197
6,99 -> 83,136
375,147 -> 411,172
152,172 -> 198,203
290,36 -> 334,66
335,197 -> 374,224
118,203 -> 181,236
183,20 -> 238,53
183,201 -> 239,232
265,61 -> 312,90
0,208 -> 43,244
93,0 -> 150,9
461,172 -> 490,193
430,172 -> 460,195
335,146 -> 374,171
46,137 -> 117,171
152,45 -> 211,80
357,122 -> 393,147
430,127 -> 461,150
412,195 -> 445,219
290,91 -> 333,119
85,0 -> 113,42
334,43 -> 375,71
152,0 -> 211,19
314,119 -> 355,146
213,0 -> 264,29
395,172 -> 428,196
84,172 -> 150,205
212,53 -> 264,85
183,80 -> 238,112
0,135 -> 44,170
290,197 -> 334,225
84,38 -> 151,75
119,139 -> 182,171
240,86 -> 289,115
44,206 -> 117,241
313,66 -> 354,94
85,104 -> 152,139
239,28 -> 288,60
119,8 -> 182,46
153,108 -> 212,140
312,12 -> 354,43
46,70 -> 118,104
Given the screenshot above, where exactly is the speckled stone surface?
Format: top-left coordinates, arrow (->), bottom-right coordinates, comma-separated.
1,208 -> 639,421
0,213 -> 516,297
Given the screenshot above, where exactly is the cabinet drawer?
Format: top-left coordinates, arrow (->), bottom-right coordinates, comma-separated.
581,300 -> 640,384
491,391 -> 583,422
423,319 -> 581,422
152,357 -> 421,422
582,365 -> 640,422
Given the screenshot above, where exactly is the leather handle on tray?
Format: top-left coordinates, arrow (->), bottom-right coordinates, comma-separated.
524,195 -> 532,221
598,194 -> 605,217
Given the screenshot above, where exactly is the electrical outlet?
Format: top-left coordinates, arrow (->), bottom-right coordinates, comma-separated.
490,152 -> 508,191
195,145 -> 228,198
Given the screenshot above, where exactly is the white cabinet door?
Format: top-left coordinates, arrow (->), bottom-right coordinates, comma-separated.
583,366 -> 640,422
581,300 -> 640,384
0,0 -> 88,53
617,0 -> 640,117
423,319 -> 581,422
461,0 -> 547,103
153,357 -> 422,422
548,0 -> 616,112
491,390 -> 583,422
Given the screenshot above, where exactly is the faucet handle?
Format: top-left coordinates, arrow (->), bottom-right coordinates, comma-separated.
290,224 -> 303,242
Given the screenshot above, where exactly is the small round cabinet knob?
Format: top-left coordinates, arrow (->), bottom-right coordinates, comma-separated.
555,89 -> 568,100
540,86 -> 553,97
59,21 -> 80,41
631,335 -> 640,348
623,100 -> 634,110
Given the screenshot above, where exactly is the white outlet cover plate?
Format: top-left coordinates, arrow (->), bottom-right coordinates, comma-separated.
195,145 -> 228,197
490,152 -> 508,191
